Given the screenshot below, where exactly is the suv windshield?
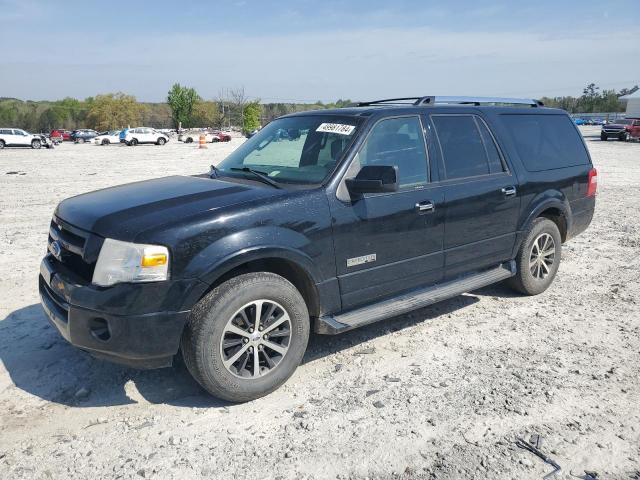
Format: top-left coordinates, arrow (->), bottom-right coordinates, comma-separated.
217,115 -> 360,185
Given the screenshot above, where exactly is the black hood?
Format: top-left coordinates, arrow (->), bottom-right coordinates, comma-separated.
55,175 -> 282,241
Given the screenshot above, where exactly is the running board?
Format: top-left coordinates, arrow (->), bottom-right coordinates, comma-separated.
315,261 -> 515,335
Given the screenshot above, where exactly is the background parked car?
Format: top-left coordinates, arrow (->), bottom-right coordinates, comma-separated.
211,131 -> 232,142
71,129 -> 98,143
124,127 -> 168,146
50,129 -> 71,143
601,118 -> 639,141
36,134 -> 54,149
0,128 -> 45,149
94,130 -> 122,145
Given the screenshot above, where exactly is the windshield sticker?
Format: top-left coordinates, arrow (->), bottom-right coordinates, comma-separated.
316,123 -> 355,135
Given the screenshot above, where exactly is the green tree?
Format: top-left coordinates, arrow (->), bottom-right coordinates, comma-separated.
192,101 -> 221,127
243,101 -> 262,132
167,83 -> 201,128
87,93 -> 143,130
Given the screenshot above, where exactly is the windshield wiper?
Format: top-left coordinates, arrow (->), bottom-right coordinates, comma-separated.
230,167 -> 282,189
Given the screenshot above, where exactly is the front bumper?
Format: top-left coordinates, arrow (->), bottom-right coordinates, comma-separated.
39,254 -> 203,368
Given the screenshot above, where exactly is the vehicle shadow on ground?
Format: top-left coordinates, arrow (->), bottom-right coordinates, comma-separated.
0,284 -> 513,409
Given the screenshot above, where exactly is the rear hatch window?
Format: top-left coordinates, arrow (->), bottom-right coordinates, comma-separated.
500,114 -> 590,171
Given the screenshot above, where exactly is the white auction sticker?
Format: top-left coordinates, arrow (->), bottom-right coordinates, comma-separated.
316,123 -> 356,135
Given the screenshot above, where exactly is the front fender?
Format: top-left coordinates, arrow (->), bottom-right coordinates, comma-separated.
184,226 -> 322,286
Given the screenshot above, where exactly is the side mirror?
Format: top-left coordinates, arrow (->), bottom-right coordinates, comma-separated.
345,165 -> 399,195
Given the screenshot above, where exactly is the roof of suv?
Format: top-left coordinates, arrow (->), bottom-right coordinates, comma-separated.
283,96 -> 564,118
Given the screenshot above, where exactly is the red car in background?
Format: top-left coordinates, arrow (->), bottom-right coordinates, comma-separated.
211,131 -> 232,142
50,129 -> 71,142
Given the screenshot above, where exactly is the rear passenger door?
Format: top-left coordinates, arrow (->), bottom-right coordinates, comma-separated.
427,114 -> 520,278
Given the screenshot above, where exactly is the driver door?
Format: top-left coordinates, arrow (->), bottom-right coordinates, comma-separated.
328,115 -> 444,310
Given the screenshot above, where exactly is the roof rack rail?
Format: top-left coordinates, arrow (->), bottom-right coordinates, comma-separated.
356,97 -> 427,106
357,96 -> 544,107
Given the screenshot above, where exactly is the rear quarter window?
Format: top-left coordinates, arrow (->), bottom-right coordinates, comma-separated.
500,114 -> 590,171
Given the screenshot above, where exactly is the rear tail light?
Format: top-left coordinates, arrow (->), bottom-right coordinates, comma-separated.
587,168 -> 597,197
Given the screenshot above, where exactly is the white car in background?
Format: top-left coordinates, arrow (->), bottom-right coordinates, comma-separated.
0,128 -> 45,149
94,130 -> 122,145
124,127 -> 169,146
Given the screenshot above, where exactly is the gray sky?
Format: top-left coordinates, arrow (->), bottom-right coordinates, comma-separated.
1,0 -> 638,102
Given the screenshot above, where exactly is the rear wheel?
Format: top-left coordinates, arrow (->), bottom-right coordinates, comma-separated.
78,138 -> 86,144
0,140 -> 5,149
185,137 -> 193,143
31,139 -> 41,149
157,137 -> 166,146
181,272 -> 310,402
508,217 -> 561,295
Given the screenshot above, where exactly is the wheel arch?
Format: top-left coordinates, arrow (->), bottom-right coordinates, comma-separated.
196,248 -> 321,319
520,194 -> 572,243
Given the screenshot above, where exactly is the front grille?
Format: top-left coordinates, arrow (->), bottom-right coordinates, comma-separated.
48,217 -> 102,283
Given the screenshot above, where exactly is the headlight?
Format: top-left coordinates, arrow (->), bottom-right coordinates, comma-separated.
92,238 -> 169,286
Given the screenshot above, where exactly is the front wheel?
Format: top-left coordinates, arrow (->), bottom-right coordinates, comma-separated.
102,139 -> 109,145
31,139 -> 41,149
157,137 -> 166,145
600,133 -> 607,141
181,272 -> 310,402
507,217 -> 562,295
129,138 -> 138,146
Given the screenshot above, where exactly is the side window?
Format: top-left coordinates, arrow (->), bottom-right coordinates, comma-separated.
431,115 -> 491,180
476,119 -> 505,174
356,116 -> 428,189
500,114 -> 590,171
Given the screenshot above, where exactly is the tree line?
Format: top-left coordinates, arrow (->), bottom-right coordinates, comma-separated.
1,82 -> 635,133
540,83 -> 637,113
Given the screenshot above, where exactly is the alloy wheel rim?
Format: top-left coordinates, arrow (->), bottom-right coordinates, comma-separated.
529,233 -> 555,280
220,299 -> 292,379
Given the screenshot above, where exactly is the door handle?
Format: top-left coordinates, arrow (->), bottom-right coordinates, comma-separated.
501,186 -> 517,197
415,201 -> 435,213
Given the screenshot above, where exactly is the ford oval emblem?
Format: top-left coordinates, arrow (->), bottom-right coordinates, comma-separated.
50,241 -> 63,261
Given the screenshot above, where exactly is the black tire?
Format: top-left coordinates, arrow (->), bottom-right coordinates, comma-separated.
620,132 -> 630,142
130,138 -> 138,146
102,139 -> 109,145
0,140 -> 5,149
185,137 -> 193,143
600,133 -> 607,141
181,272 -> 310,402
507,217 -> 562,296
212,138 -> 220,143
31,139 -> 41,149
157,137 -> 166,146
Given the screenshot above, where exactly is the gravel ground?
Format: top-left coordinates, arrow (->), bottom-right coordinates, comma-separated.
0,127 -> 639,480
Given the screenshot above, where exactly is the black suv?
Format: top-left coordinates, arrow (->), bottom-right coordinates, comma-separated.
39,96 -> 596,402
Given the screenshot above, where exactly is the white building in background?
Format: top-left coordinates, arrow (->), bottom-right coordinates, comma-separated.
620,90 -> 640,116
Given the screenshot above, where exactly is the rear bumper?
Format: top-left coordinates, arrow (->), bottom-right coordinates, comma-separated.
39,255 -> 203,368
567,196 -> 595,241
